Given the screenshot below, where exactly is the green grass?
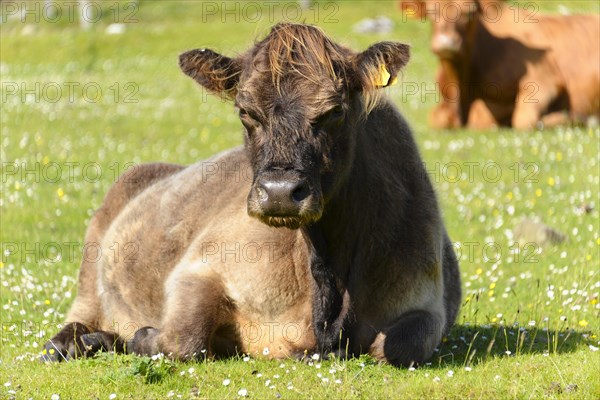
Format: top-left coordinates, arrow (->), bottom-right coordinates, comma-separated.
1,1 -> 599,399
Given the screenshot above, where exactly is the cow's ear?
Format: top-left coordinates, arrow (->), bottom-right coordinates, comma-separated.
352,42 -> 410,91
400,1 -> 426,19
179,49 -> 241,99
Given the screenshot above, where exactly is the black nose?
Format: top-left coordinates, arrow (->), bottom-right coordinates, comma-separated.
256,178 -> 311,215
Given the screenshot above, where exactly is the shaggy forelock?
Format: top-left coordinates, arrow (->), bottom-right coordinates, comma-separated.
253,23 -> 351,90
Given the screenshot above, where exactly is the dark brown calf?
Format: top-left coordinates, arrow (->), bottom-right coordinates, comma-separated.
43,23 -> 461,367
402,0 -> 600,129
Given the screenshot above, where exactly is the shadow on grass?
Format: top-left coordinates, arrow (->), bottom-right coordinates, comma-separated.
431,323 -> 594,368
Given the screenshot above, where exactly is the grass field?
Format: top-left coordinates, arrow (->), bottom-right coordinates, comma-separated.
1,1 -> 599,398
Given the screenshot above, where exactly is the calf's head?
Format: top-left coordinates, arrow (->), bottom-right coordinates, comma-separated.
180,23 -> 408,229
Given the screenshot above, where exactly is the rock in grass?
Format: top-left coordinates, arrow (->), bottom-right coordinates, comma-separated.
353,16 -> 394,34
513,218 -> 567,246
546,381 -> 562,395
565,384 -> 578,393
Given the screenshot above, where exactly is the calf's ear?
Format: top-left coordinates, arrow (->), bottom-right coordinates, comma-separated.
352,42 -> 410,90
179,49 -> 241,99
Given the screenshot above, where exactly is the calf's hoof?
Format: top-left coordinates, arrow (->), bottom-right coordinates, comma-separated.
41,322 -> 91,362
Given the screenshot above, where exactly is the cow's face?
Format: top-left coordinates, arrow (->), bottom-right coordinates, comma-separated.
180,23 -> 408,229
402,0 -> 483,59
234,70 -> 343,229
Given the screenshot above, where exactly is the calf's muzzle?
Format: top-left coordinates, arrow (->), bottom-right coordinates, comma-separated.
247,169 -> 323,229
255,176 -> 311,216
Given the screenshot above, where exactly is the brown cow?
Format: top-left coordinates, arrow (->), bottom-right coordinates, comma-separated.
401,0 -> 600,129
42,23 -> 461,367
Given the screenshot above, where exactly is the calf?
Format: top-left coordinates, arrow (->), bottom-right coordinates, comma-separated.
43,23 -> 461,367
402,0 -> 600,129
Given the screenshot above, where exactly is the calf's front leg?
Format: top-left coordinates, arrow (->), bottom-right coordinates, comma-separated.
302,226 -> 348,356
127,274 -> 232,359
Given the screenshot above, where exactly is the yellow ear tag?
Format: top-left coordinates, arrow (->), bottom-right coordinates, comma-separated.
376,64 -> 397,87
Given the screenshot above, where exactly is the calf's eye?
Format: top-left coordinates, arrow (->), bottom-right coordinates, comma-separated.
330,105 -> 344,118
324,105 -> 345,122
